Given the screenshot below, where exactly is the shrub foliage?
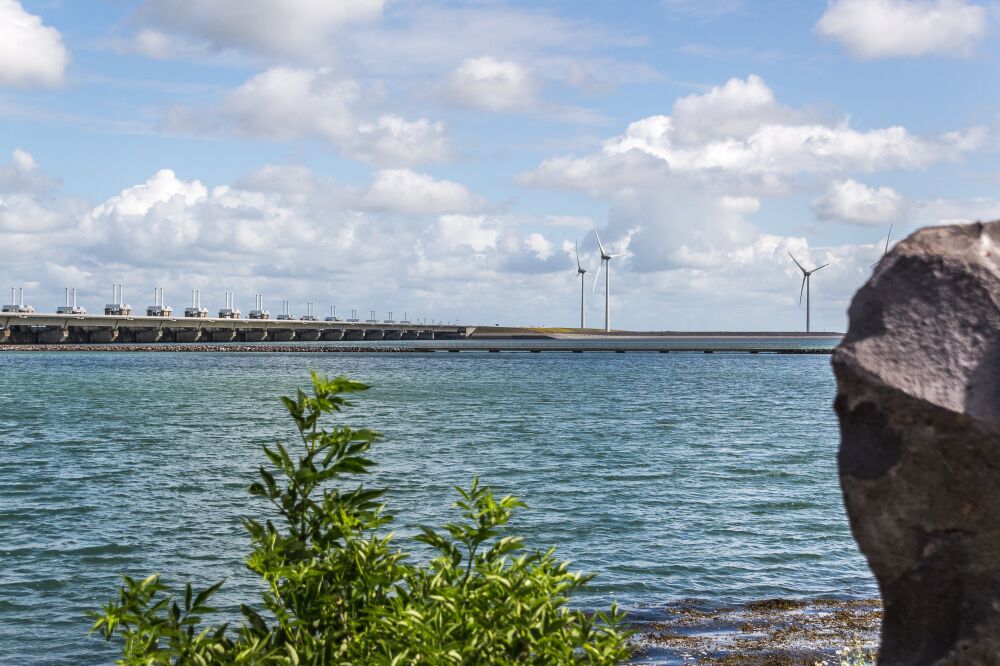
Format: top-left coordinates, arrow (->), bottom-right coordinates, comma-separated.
92,373 -> 630,664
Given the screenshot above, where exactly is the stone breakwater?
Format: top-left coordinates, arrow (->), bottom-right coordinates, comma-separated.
0,344 -> 424,353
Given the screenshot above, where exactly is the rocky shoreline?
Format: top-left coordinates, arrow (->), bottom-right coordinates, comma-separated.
630,597 -> 881,665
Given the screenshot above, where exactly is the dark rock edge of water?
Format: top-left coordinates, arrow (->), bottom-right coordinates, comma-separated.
629,597 -> 881,665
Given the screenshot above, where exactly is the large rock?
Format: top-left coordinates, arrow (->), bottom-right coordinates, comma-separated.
833,220 -> 1000,665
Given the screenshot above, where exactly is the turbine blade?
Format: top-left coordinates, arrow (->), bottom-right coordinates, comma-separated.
575,241 -> 582,271
812,262 -> 830,273
592,260 -> 603,293
883,222 -> 893,256
594,225 -> 607,257
788,251 -> 806,274
609,253 -> 627,258
799,275 -> 806,306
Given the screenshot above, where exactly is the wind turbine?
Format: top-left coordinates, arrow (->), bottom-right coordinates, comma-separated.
575,241 -> 587,328
789,252 -> 828,333
870,222 -> 893,269
593,227 -> 626,332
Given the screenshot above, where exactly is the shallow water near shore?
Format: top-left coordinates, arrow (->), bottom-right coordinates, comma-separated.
0,351 -> 876,664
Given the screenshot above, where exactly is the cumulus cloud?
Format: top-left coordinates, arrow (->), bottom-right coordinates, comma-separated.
1,155 -> 584,325
516,73 -> 993,329
166,68 -> 449,166
813,179 -> 905,226
815,0 -> 988,59
135,0 -> 385,59
362,169 -> 482,215
521,75 -> 974,274
350,115 -> 449,166
191,67 -> 360,141
438,56 -> 540,113
0,148 -> 71,234
524,75 -> 982,196
0,0 -> 69,87
669,75 -> 796,145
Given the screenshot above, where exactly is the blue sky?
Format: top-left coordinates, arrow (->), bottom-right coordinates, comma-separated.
1,0 -> 998,330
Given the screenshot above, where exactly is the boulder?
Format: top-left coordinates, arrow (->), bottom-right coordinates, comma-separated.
833,220 -> 1000,665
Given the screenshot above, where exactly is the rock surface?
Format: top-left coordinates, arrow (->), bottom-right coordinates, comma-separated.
833,220 -> 1000,665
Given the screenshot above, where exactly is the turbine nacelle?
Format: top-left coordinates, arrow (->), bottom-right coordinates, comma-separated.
788,252 -> 829,306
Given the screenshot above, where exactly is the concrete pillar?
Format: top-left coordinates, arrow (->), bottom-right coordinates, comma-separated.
174,329 -> 202,343
364,329 -> 384,340
242,329 -> 268,342
342,329 -> 364,341
322,329 -> 344,341
298,329 -> 321,342
91,329 -> 119,343
209,329 -> 237,342
38,327 -> 69,344
383,330 -> 403,340
134,329 -> 163,343
271,329 -> 295,342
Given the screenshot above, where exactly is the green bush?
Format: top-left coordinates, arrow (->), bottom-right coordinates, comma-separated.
92,373 -> 630,664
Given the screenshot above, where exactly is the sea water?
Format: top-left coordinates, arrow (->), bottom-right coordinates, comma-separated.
0,350 -> 875,664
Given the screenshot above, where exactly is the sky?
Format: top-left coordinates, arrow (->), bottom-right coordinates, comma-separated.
1,0 -> 998,331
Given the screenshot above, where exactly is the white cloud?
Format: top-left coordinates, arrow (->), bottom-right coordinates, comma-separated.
912,197 -> 1000,225
135,0 -> 385,59
815,0 -> 988,59
166,68 -> 449,167
524,75 -> 982,196
813,179 -> 905,226
0,0 -> 69,87
435,215 -> 501,253
1,155 -> 584,327
438,56 -> 539,113
362,169 -> 482,214
524,232 -> 555,260
91,169 -> 207,219
0,149 -> 70,233
515,73 -> 994,329
669,74 -> 795,146
132,29 -> 174,59
11,147 -> 35,171
350,115 -> 449,166
219,67 -> 360,141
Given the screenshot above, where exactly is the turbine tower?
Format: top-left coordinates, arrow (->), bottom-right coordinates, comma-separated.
575,241 -> 587,328
870,222 -> 893,269
593,227 -> 626,333
789,252 -> 829,333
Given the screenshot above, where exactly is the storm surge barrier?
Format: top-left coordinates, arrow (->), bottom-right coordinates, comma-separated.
0,312 -> 470,344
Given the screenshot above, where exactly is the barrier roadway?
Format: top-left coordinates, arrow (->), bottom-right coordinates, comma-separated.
0,312 -> 471,344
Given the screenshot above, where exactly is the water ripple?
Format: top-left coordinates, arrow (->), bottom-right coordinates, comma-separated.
0,351 -> 874,664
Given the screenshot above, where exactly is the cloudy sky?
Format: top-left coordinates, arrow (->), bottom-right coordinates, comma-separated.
1,0 -> 998,330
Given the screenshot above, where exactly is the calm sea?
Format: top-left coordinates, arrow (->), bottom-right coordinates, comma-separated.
0,348 -> 875,664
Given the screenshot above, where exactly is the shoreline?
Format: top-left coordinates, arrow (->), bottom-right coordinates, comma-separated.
630,597 -> 881,665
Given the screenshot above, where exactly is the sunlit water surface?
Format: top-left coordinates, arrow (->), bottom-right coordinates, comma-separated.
0,351 -> 874,664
